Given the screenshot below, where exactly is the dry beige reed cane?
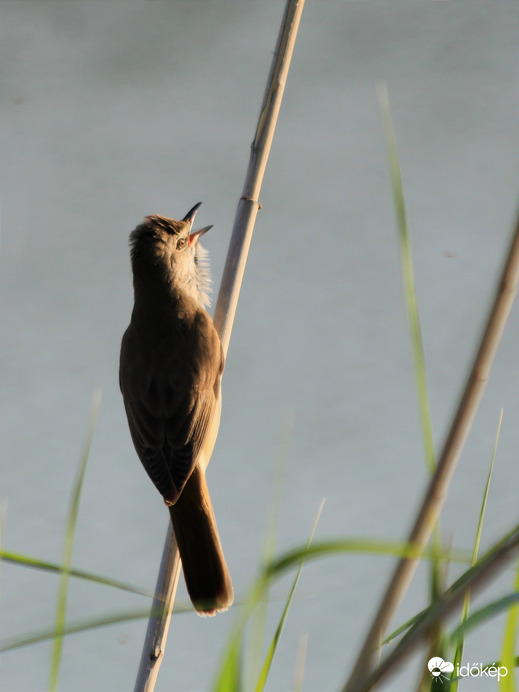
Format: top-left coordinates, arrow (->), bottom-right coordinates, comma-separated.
133,2 -> 305,690
344,201 -> 519,691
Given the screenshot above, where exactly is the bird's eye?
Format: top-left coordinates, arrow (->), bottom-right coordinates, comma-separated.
176,237 -> 187,250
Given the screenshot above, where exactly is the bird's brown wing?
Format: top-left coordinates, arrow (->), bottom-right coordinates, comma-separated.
120,324 -> 221,504
163,387 -> 217,499
122,378 -> 218,504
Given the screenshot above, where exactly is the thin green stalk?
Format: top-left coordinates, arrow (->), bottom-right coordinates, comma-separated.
254,500 -> 324,692
0,549 -> 153,597
248,414 -> 294,688
449,591 -> 519,644
379,82 -> 435,475
214,635 -> 242,692
266,539 -> 469,578
47,389 -> 102,692
383,611 -> 422,646
379,82 -> 446,692
213,579 -> 263,692
0,607 -> 185,654
500,558 -> 519,692
450,409 -> 502,691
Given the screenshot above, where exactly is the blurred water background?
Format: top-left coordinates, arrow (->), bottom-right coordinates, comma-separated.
1,3 -> 519,691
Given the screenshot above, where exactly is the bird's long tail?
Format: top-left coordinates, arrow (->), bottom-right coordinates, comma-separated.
169,466 -> 233,616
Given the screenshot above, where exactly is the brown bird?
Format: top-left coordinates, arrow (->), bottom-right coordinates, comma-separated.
119,203 -> 233,616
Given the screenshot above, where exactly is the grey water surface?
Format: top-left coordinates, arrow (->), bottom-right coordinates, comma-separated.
1,3 -> 519,691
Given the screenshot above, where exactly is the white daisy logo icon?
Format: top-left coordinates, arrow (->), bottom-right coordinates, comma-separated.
428,657 -> 454,682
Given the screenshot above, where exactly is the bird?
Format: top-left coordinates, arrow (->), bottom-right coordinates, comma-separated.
119,203 -> 233,616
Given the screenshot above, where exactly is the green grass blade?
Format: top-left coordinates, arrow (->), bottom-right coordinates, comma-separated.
0,549 -> 153,598
451,409 -> 502,691
448,591 -> 519,645
379,85 -> 445,682
214,635 -> 243,692
254,500 -> 324,692
48,389 -> 102,692
266,539 -> 469,578
383,611 -> 422,645
248,413 -> 294,688
0,606 -> 189,653
446,523 -> 519,593
471,410 -> 502,563
500,558 -> 519,692
378,82 -> 435,475
213,576 -> 267,692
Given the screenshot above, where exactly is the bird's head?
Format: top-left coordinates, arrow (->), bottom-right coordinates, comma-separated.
129,203 -> 213,307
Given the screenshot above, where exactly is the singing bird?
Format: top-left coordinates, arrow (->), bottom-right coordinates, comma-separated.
120,203 -> 233,615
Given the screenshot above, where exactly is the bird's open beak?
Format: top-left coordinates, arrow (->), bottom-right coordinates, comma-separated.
188,224 -> 213,246
183,203 -> 212,245
183,202 -> 202,227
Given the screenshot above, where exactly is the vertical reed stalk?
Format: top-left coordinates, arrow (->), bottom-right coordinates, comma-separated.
344,198 -> 519,691
134,2 -> 305,689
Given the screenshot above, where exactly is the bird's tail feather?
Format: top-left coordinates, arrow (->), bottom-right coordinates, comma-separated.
169,466 -> 233,616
